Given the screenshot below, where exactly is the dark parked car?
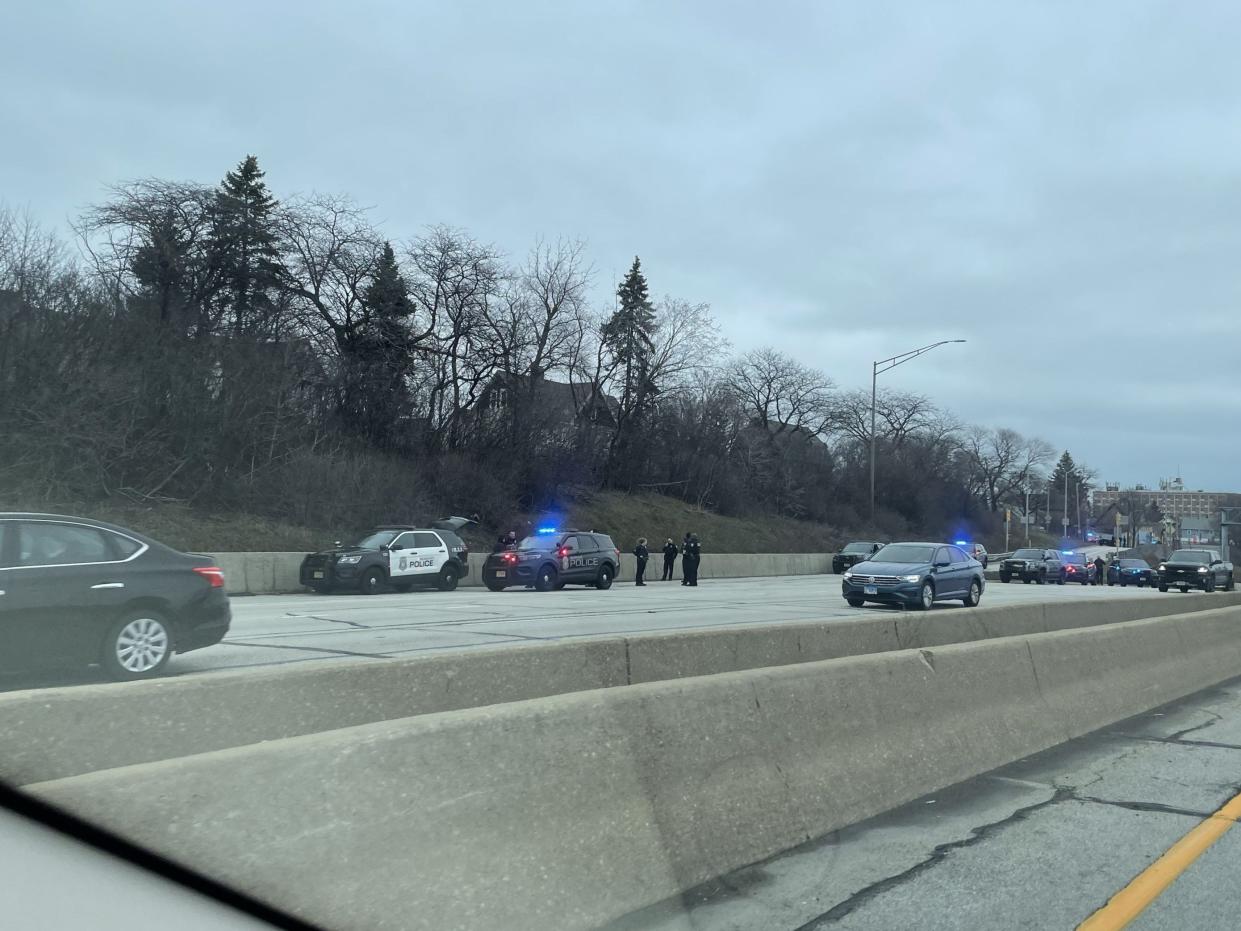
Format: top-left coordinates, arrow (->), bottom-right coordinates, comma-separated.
482,529 -> 620,592
300,521 -> 471,594
841,542 -> 985,611
832,541 -> 884,574
1106,558 -> 1157,587
0,513 -> 231,680
1061,552 -> 1097,585
998,547 -> 1064,584
1157,549 -> 1235,593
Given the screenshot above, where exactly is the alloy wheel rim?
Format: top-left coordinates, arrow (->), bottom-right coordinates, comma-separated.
116,618 -> 168,673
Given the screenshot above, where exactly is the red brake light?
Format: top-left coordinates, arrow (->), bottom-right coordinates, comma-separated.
193,566 -> 226,588
557,547 -> 568,557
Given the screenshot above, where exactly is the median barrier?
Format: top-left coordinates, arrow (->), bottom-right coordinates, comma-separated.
213,551 -> 835,593
6,593 -> 1241,786
29,603 -> 1241,931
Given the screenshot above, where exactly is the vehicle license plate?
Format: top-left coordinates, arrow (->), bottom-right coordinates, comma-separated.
495,570 -> 507,578
864,585 -> 878,595
312,571 -> 324,579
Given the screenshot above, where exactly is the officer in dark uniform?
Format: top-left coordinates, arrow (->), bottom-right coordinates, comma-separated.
493,530 -> 517,554
1093,554 -> 1106,586
661,538 -> 679,581
633,537 -> 649,586
682,532 -> 701,586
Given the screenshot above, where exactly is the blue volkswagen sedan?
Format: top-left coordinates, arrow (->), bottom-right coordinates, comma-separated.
841,542 -> 985,610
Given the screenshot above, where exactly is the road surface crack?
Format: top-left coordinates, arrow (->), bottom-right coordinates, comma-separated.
793,788 -> 1073,927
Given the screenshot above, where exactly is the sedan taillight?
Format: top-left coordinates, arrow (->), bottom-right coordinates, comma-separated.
193,566 -> 226,588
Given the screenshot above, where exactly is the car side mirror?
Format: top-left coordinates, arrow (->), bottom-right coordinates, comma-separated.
935,560 -> 950,568
1212,559 -> 1222,566
390,543 -> 404,551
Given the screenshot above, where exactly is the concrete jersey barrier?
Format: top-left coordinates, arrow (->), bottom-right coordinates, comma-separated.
28,604 -> 1241,931
4,592 -> 1240,786
210,550 -> 834,594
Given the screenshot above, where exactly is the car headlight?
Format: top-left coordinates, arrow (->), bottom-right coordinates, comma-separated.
337,554 -> 363,564
1158,564 -> 1166,571
1198,566 -> 1208,574
843,569 -> 854,579
901,574 -> 921,583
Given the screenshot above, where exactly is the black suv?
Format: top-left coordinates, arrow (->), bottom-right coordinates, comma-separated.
832,541 -> 884,575
999,547 -> 1065,584
482,529 -> 620,592
1157,549 -> 1235,593
300,521 -> 471,594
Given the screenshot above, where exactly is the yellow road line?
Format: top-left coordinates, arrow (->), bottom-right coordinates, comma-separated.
1077,790 -> 1241,930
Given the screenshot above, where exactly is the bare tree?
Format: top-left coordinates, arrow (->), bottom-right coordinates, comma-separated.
726,347 -> 835,437
961,426 -> 1055,512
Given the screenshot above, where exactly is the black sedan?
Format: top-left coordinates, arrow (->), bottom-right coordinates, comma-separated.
1106,558 -> 1157,587
841,542 -> 985,610
0,513 -> 231,680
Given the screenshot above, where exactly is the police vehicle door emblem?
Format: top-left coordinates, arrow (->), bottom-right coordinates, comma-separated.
399,557 -> 407,571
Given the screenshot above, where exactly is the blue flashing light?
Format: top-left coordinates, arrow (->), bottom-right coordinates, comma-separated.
1062,550 -> 1074,555
536,526 -> 559,535
954,540 -> 968,546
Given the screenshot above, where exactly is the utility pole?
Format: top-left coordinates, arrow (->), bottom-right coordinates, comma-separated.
868,339 -> 966,523
1025,485 -> 1031,545
1076,483 -> 1083,541
1062,470 -> 1070,540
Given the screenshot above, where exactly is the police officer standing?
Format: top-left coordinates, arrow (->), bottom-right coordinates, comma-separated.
633,538 -> 649,586
493,530 -> 517,554
1093,554 -> 1106,586
682,532 -> 702,586
661,537 -> 678,581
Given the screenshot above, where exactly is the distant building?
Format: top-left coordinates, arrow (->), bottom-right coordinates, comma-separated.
1178,516 -> 1219,546
1092,477 -> 1240,521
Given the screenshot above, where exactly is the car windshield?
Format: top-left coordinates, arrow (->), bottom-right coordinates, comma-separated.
1169,550 -> 1212,563
1121,559 -> 1148,568
1013,548 -> 1044,558
843,542 -> 873,554
1063,554 -> 1086,565
354,530 -> 399,549
518,534 -> 558,550
872,544 -> 936,564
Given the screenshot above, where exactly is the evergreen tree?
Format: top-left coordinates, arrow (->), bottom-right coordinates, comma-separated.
349,242 -> 414,446
602,256 -> 657,415
1050,450 -> 1079,490
213,155 -> 283,334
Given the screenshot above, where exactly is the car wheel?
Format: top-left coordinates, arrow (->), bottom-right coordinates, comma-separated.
1119,578 -> 1127,587
1022,575 -> 1031,584
484,580 -> 506,592
595,564 -> 614,590
359,568 -> 386,595
535,565 -> 558,592
1080,580 -> 1089,586
436,565 -> 459,592
916,581 -> 934,611
102,612 -> 172,681
846,597 -> 865,608
962,579 -> 982,608
1036,571 -> 1046,586
1205,575 -> 1216,593
1057,572 -> 1065,585
1158,584 -> 1168,592
999,573 -> 1011,583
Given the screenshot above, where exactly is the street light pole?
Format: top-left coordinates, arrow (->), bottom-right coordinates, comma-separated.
869,339 -> 966,523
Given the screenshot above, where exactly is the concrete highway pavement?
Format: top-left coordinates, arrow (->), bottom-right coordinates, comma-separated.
611,674 -> 1241,931
0,574 -> 1178,693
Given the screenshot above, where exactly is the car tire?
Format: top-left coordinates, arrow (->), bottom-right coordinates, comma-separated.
535,564 -> 558,592
846,597 -> 865,608
1205,575 -> 1216,593
595,564 -> 614,590
962,579 -> 982,608
1022,576 -> 1031,584
1036,571 -> 1046,586
101,611 -> 173,681
1057,572 -> 1065,585
916,581 -> 934,611
1080,580 -> 1089,586
484,580 -> 506,592
437,565 -> 459,592
359,568 -> 385,595
1119,578 -> 1127,587
1157,584 -> 1167,592
999,573 -> 1011,583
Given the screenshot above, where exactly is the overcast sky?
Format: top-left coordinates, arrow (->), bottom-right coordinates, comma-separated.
4,1 -> 1240,489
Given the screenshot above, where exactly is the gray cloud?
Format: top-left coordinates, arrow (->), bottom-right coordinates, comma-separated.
5,0 -> 1239,487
